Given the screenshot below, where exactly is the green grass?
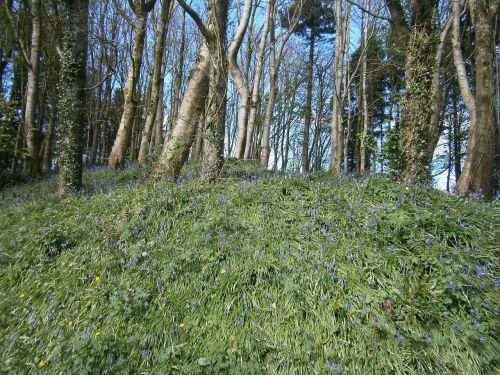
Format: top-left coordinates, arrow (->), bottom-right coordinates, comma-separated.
0,161 -> 498,374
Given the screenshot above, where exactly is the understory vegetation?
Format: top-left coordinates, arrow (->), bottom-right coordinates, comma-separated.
0,161 -> 498,374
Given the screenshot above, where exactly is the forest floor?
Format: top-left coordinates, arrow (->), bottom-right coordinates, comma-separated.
0,160 -> 498,374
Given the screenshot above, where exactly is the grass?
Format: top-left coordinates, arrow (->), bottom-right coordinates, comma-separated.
0,160 -> 498,374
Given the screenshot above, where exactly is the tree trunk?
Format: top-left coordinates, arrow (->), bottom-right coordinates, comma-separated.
360,12 -> 369,174
386,0 -> 438,186
150,42 -> 210,180
169,9 -> 186,133
57,0 -> 89,197
201,0 -> 229,182
153,83 -> 164,145
191,112 -> 204,161
399,26 -> 436,185
230,0 -> 253,159
108,1 -> 155,169
41,94 -> 57,173
138,0 -> 172,164
24,0 -> 42,175
455,0 -> 497,198
330,0 -> 346,174
259,0 -> 276,168
244,0 -> 272,160
302,31 -> 315,173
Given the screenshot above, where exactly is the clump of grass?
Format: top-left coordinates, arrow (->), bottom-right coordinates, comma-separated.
0,165 -> 498,374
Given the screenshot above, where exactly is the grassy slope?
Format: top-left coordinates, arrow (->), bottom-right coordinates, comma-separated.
0,162 -> 498,374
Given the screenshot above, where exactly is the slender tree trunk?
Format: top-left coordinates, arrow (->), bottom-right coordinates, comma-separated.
244,0 -> 272,160
360,12 -> 369,174
108,1 -> 155,169
57,0 -> 89,197
24,0 -> 42,175
169,9 -> 186,133
138,0 -> 172,164
42,94 -> 57,173
260,0 -> 276,167
230,0 -> 253,159
302,31 -> 315,173
154,83 -> 164,145
453,98 -> 461,183
330,0 -> 346,174
428,16 -> 452,158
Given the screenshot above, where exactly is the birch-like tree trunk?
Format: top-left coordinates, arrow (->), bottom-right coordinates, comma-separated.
259,0 -> 276,167
150,42 -> 210,179
138,0 -> 172,164
359,5 -> 369,174
229,0 -> 253,159
454,0 -> 498,198
108,0 -> 156,169
244,0 -> 272,160
22,0 -> 42,175
57,0 -> 89,197
302,31 -> 315,173
330,0 -> 346,174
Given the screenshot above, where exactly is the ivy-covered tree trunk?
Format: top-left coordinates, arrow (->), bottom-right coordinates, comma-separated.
386,0 -> 438,186
399,28 -> 436,185
57,0 -> 89,197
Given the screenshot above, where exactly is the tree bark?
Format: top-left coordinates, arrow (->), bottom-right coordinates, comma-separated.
201,0 -> 229,182
25,0 -> 42,175
259,0 -> 276,167
108,0 -> 156,169
150,42 -> 210,180
41,94 -> 57,173
386,0 -> 439,186
330,0 -> 346,174
57,0 -> 89,197
359,9 -> 369,174
138,0 -> 172,164
169,9 -> 186,134
191,112 -> 204,161
455,0 -> 498,198
302,31 -> 315,173
230,0 -> 253,159
244,0 -> 272,160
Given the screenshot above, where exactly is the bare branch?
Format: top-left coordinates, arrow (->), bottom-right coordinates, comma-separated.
113,0 -> 134,26
347,0 -> 391,22
177,0 -> 213,41
3,1 -> 30,64
85,69 -> 116,91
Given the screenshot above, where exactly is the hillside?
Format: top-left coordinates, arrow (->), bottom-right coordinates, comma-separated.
0,162 -> 498,374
